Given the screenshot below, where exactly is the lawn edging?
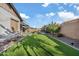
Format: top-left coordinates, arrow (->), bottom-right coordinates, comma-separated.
0,37 -> 24,54
46,34 -> 79,51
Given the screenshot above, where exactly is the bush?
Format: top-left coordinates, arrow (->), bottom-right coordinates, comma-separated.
57,33 -> 64,37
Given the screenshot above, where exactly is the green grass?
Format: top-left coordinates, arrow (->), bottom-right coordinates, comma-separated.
0,33 -> 79,56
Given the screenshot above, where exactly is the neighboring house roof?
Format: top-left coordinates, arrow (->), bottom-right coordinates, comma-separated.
22,22 -> 30,28
62,18 -> 79,25
7,3 -> 23,21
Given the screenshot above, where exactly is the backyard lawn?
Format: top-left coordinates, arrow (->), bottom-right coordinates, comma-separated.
0,33 -> 79,56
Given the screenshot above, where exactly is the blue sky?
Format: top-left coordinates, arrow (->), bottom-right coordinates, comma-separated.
14,3 -> 79,28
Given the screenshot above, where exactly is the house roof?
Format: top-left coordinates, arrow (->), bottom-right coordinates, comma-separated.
62,18 -> 79,25
7,3 -> 23,21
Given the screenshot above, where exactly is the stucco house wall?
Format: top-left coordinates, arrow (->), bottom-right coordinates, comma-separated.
0,3 -> 19,17
60,18 -> 79,40
0,3 -> 21,35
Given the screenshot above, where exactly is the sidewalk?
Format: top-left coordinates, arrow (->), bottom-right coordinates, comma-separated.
40,32 -> 79,50
55,36 -> 79,48
47,34 -> 79,50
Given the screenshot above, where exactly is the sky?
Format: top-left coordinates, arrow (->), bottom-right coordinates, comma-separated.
14,3 -> 79,28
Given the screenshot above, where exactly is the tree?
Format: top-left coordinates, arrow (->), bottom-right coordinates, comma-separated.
41,22 -> 60,34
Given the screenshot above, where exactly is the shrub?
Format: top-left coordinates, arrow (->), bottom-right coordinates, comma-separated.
57,33 -> 64,37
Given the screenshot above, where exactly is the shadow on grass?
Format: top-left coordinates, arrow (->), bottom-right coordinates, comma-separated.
45,34 -> 79,56
21,35 -> 54,56
54,44 -> 79,56
1,34 -> 78,56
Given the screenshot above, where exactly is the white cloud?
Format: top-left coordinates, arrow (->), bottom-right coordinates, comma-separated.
63,10 -> 67,12
27,14 -> 54,28
73,4 -> 79,11
69,4 -> 74,7
76,6 -> 79,11
42,3 -> 50,7
20,13 -> 30,19
46,12 -> 55,17
55,21 -> 63,24
58,6 -> 64,10
58,11 -> 74,19
56,3 -> 60,6
58,11 -> 79,21
73,5 -> 77,8
63,3 -> 67,5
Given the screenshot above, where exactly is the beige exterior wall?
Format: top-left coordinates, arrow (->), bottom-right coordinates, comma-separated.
0,3 -> 21,34
0,3 -> 18,17
27,28 -> 39,33
10,19 -> 20,32
60,19 -> 79,40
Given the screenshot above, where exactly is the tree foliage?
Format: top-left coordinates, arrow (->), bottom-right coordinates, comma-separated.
41,22 -> 60,34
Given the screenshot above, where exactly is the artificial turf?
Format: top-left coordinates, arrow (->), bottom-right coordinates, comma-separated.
0,33 -> 79,56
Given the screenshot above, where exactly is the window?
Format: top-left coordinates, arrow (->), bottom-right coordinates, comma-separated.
11,27 -> 15,32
